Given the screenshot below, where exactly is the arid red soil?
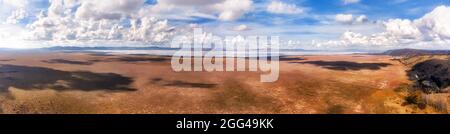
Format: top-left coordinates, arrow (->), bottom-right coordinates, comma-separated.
0,50 -> 445,114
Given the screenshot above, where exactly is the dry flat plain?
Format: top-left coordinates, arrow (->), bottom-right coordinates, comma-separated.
0,50 -> 446,114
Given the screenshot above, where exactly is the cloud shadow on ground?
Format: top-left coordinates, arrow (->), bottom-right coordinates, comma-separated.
0,64 -> 136,92
290,61 -> 392,71
0,59 -> 14,62
107,56 -> 171,63
278,56 -> 307,61
151,78 -> 217,89
42,59 -> 94,65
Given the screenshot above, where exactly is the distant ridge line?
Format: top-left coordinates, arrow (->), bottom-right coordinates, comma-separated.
44,46 -> 180,51
382,49 -> 450,56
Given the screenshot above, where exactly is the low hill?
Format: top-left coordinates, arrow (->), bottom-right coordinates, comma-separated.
383,49 -> 450,56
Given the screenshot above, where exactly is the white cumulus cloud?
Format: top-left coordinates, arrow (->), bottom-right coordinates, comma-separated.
267,1 -> 305,15
355,15 -> 368,23
140,0 -> 253,21
310,5 -> 450,50
343,0 -> 360,5
232,24 -> 250,31
1,0 -> 29,8
335,14 -> 369,24
5,8 -> 27,24
384,19 -> 422,40
215,0 -> 253,21
415,5 -> 450,40
25,0 -> 179,45
75,0 -> 145,20
2,0 -> 254,48
335,14 -> 353,24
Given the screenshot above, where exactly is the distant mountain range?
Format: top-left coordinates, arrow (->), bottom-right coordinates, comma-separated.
3,47 -> 449,56
44,46 -> 180,51
382,49 -> 450,56
43,47 -> 373,52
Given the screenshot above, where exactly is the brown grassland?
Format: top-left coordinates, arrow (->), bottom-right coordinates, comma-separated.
0,50 -> 448,114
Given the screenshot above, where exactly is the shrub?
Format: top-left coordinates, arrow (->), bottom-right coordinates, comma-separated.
421,94 -> 448,113
404,91 -> 422,105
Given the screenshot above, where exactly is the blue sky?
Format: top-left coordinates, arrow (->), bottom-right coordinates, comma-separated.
175,0 -> 450,25
0,0 -> 449,50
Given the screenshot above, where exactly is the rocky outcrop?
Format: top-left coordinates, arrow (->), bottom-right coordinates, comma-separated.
408,59 -> 450,93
